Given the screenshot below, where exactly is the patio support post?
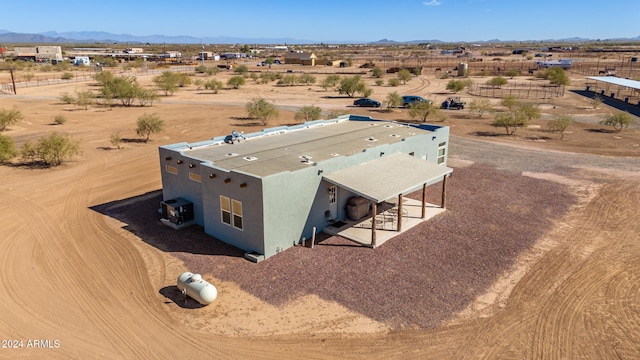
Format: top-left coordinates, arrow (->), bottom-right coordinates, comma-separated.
441,175 -> 448,209
397,193 -> 403,232
421,183 -> 427,219
371,201 -> 377,248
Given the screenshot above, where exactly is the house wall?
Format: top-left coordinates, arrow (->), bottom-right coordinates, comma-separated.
201,166 -> 266,256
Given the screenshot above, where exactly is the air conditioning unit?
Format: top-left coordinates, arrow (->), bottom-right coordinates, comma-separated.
160,198 -> 194,229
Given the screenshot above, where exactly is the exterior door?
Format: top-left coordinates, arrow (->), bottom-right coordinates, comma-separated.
328,186 -> 338,218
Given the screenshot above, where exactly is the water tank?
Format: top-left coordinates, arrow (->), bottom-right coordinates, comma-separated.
458,62 -> 468,77
177,272 -> 217,305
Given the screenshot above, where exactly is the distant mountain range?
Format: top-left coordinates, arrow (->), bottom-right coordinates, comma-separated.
1,29 -> 639,45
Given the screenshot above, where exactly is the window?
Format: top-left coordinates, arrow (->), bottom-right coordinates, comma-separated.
328,186 -> 336,205
220,196 -> 231,225
232,200 -> 243,230
220,196 -> 243,230
189,172 -> 201,183
165,165 -> 177,174
437,142 -> 447,164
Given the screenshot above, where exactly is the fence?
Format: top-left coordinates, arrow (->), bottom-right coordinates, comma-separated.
468,82 -> 565,99
0,65 -> 196,94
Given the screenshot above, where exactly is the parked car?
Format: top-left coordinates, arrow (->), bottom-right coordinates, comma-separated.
441,96 -> 466,110
354,98 -> 381,108
402,95 -> 432,108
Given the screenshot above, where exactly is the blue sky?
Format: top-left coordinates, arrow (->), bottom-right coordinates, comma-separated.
2,0 -> 638,42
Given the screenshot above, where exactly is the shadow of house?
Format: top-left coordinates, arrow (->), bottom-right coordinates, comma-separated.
89,190 -> 245,258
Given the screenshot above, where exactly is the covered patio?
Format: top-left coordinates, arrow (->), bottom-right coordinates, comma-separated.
322,153 -> 453,248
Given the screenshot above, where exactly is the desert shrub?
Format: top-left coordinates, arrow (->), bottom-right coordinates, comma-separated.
245,97 -> 279,125
397,69 -> 412,84
61,72 -> 74,80
372,67 -> 384,78
277,74 -> 298,86
294,105 -> 322,123
600,112 -> 635,131
385,91 -> 402,110
321,74 -> 341,91
0,134 -> 17,162
326,108 -> 349,118
446,80 -> 466,93
387,78 -> 400,87
0,106 -> 23,131
59,92 -> 75,104
21,132 -> 81,166
547,114 -> 573,139
468,99 -> 493,118
375,79 -> 384,86
75,90 -> 95,110
591,95 -> 602,109
409,102 -> 441,122
136,113 -> 164,142
487,76 -> 507,88
227,76 -> 246,89
337,75 -> 368,97
110,132 -> 122,149
204,79 -> 223,94
298,73 -> 316,85
234,64 -> 249,75
53,115 -> 67,125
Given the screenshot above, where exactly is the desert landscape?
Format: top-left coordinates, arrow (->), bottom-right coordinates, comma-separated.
1,51 -> 640,359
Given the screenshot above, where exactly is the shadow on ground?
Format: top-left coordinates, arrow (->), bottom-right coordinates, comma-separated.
89,191 -> 245,259
571,89 -> 640,118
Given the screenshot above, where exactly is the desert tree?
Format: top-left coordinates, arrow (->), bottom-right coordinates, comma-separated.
136,113 -> 164,142
468,98 -> 493,118
245,97 -> 279,126
75,90 -> 95,110
59,92 -> 75,104
234,65 -> 249,76
337,75 -> 369,97
446,80 -> 466,93
397,69 -> 412,84
501,95 -> 517,111
600,112 -> 635,131
385,91 -> 403,110
408,101 -> 441,122
547,114 -> 573,139
0,134 -> 17,163
153,71 -> 180,96
492,102 -> 540,135
21,132 -> 81,166
544,67 -> 570,86
506,69 -> 520,79
387,78 -> 400,87
227,76 -> 246,89
321,74 -> 341,91
372,67 -> 384,78
299,73 -> 316,85
137,89 -> 160,107
294,105 -> 322,123
176,73 -> 191,87
264,57 -> 275,68
487,76 -> 508,89
326,108 -> 349,118
204,79 -> 224,94
0,106 -> 23,131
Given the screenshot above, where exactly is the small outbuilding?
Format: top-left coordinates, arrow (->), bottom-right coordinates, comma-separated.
284,52 -> 317,66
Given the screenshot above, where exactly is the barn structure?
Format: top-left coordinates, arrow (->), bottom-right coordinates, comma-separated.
284,52 -> 317,66
585,76 -> 640,105
158,115 -> 452,262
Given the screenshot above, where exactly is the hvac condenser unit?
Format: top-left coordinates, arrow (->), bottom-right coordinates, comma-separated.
160,198 -> 194,229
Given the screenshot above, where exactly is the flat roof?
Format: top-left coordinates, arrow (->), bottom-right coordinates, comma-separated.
171,117 -> 444,178
587,76 -> 640,90
323,153 -> 453,203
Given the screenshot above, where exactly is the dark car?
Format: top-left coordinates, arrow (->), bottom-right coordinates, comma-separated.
402,95 -> 432,108
354,98 -> 381,108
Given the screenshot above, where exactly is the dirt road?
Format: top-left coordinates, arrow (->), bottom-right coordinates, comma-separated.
1,71 -> 639,359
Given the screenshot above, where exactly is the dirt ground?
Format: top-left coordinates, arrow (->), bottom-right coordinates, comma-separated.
1,66 -> 639,359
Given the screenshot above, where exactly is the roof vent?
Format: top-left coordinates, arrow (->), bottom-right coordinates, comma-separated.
331,152 -> 340,157
365,137 -> 378,142
225,152 -> 238,157
384,124 -> 394,128
390,134 -> 400,138
243,156 -> 258,161
299,155 -> 314,164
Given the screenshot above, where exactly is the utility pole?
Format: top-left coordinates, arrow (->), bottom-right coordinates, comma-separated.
201,40 -> 204,66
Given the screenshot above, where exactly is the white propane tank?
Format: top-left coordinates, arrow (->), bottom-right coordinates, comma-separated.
177,272 -> 217,305
458,62 -> 468,77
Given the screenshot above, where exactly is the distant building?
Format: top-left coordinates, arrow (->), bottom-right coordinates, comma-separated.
284,52 -> 317,66
13,46 -> 62,62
